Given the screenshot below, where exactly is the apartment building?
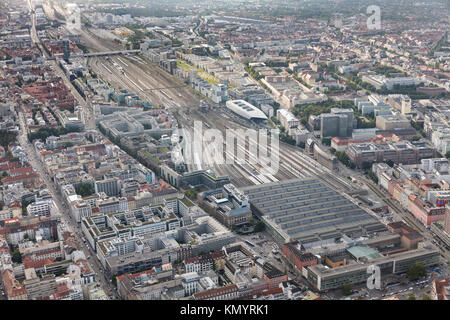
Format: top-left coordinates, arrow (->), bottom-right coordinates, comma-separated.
193,284 -> 239,300
95,178 -> 122,197
26,198 -> 56,217
23,268 -> 57,299
346,141 -> 435,168
277,109 -> 299,130
431,127 -> 450,154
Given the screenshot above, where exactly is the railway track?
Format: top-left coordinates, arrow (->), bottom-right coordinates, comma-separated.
363,178 -> 424,232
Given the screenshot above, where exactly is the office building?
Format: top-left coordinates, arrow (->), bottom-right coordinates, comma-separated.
23,268 -> 57,299
431,128 -> 450,154
346,141 -> 435,168
307,243 -> 439,291
376,114 -> 411,131
277,109 -> 299,130
95,178 -> 121,197
320,108 -> 354,138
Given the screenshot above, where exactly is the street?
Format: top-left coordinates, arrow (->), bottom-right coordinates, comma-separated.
17,109 -> 118,299
20,4 -> 119,297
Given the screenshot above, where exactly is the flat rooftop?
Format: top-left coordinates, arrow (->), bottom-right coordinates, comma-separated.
347,245 -> 382,261
242,178 -> 386,244
310,245 -> 440,278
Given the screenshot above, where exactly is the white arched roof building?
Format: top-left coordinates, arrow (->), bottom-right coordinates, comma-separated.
225,100 -> 268,121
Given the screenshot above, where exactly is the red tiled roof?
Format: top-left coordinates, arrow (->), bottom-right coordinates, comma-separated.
117,268 -> 155,282
2,172 -> 39,183
23,256 -> 54,269
0,161 -> 20,171
432,278 -> 450,300
193,284 -> 238,299
34,248 -> 61,257
262,287 -> 283,296
2,269 -> 27,298
9,166 -> 34,174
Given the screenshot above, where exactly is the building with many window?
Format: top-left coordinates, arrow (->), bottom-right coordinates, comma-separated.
193,284 -> 239,300
346,141 -> 435,168
95,178 -> 121,197
307,243 -> 439,291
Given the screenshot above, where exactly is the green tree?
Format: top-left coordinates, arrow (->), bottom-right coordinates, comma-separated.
407,262 -> 427,281
111,274 -> 118,287
254,221 -> 265,232
341,283 -> 352,296
12,249 -> 22,263
75,183 -> 94,197
22,199 -> 35,215
408,293 -> 416,300
422,295 -> 431,300
361,161 -> 372,171
335,151 -> 355,169
321,138 -> 331,146
185,189 -> 197,200
367,169 -> 379,184
280,133 -> 296,145
0,130 -> 17,149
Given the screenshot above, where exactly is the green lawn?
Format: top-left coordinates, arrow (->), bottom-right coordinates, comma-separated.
141,150 -> 160,163
177,59 -> 220,85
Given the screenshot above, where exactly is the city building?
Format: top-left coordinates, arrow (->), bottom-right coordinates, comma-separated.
445,206 -> 450,235
282,241 -> 319,272
320,108 -> 354,138
277,109 -> 299,130
307,243 -> 439,291
198,184 -> 252,228
225,100 -> 268,122
376,114 -> 411,131
346,141 -> 435,168
95,178 -> 122,197
431,128 -> 450,154
431,278 -> 450,300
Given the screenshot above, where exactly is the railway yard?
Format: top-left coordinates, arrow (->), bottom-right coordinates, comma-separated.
2,0 -> 448,303
80,25 -> 360,193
